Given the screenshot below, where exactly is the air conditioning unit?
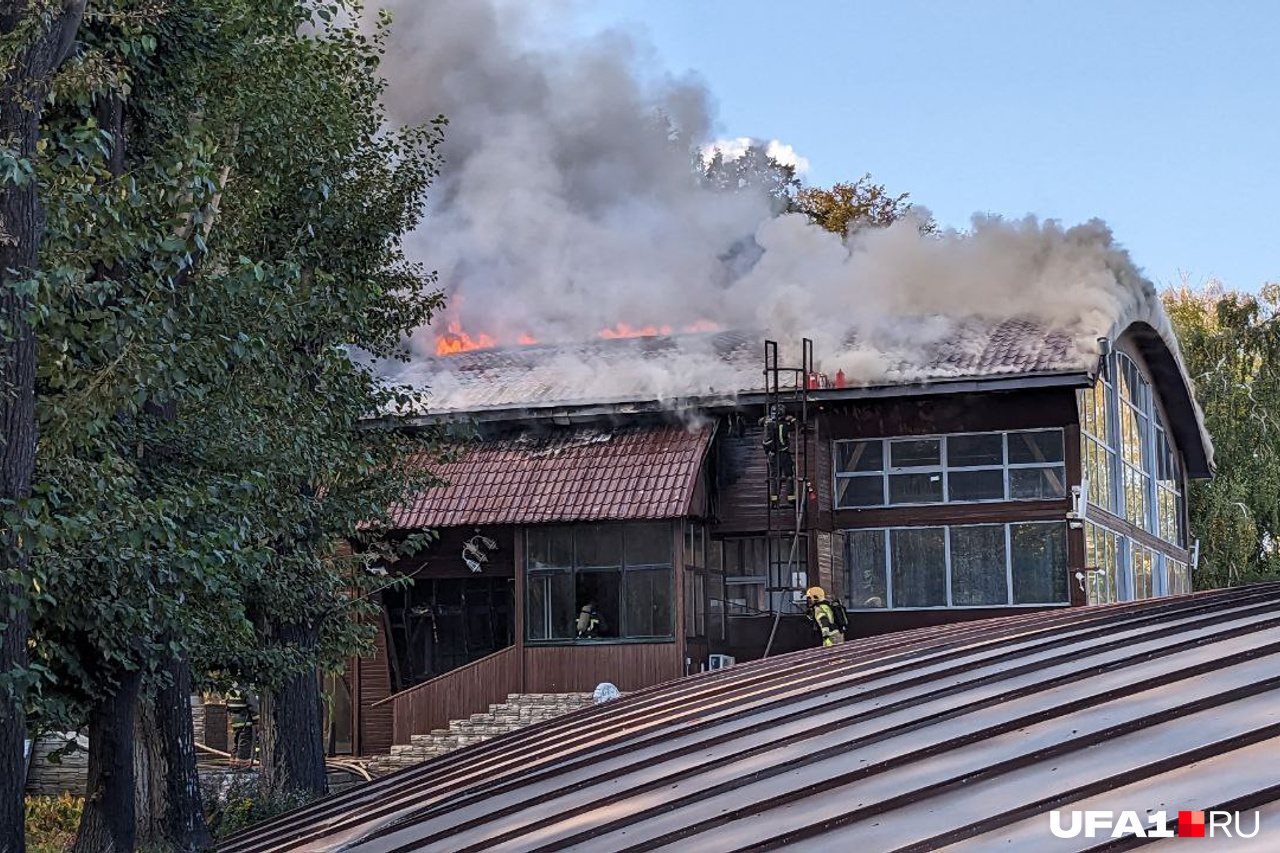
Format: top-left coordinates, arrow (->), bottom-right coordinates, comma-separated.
708,654 -> 735,671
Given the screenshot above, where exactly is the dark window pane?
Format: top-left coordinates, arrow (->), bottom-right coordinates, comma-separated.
625,567 -> 672,636
949,526 -> 1008,606
1010,466 -> 1067,499
527,572 -> 575,639
724,539 -> 767,578
845,530 -> 887,608
947,433 -> 1003,467
693,525 -> 705,568
526,575 -> 548,640
836,441 -> 883,473
725,580 -> 764,615
948,469 -> 1005,501
1008,430 -> 1064,464
708,540 -> 723,574
707,574 -> 725,639
684,569 -> 696,637
888,472 -> 943,504
575,569 -> 621,637
1011,523 -> 1067,604
625,522 -> 671,566
890,528 -> 946,607
575,526 -> 622,567
694,573 -> 706,636
890,439 -> 941,468
838,476 -> 883,507
527,527 -> 573,570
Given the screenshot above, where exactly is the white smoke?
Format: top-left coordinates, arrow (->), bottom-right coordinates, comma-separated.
373,0 -> 1175,405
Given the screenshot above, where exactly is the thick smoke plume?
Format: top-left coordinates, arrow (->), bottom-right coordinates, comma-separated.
375,0 -> 1171,399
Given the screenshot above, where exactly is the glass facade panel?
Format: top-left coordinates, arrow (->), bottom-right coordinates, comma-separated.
526,523 -> 672,641
948,469 -> 1005,501
845,529 -> 887,608
950,525 -> 1008,606
837,440 -> 883,472
947,433 -> 1003,467
888,472 -> 943,504
835,428 -> 1069,509
890,528 -> 946,607
1011,522 -> 1069,604
891,439 -> 941,468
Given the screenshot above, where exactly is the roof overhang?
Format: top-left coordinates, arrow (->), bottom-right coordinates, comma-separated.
400,370 -> 1094,428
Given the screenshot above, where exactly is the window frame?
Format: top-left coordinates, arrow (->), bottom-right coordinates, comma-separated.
843,520 -> 1070,611
524,522 -> 675,644
833,428 -> 1067,510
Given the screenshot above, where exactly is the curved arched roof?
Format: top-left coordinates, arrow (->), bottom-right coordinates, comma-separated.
225,584 -> 1280,852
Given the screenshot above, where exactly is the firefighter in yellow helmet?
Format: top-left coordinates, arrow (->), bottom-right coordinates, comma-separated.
804,587 -> 844,647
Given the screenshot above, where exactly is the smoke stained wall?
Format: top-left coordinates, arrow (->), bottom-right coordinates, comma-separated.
373,0 -> 1178,398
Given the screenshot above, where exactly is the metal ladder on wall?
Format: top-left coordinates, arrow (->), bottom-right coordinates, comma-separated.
761,339 -> 818,655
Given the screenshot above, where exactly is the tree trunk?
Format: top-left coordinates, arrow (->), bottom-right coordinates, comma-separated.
263,621 -> 328,797
72,668 -> 142,853
152,652 -> 214,851
0,5 -> 86,853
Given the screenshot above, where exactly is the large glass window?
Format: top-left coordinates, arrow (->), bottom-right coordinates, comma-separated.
843,522 -> 1068,609
525,523 -> 673,641
1084,521 -> 1122,605
1154,413 -> 1185,546
835,429 -> 1066,508
721,536 -> 807,614
1078,374 -> 1117,513
1011,522 -> 1069,604
950,525 -> 1009,606
890,527 -> 946,607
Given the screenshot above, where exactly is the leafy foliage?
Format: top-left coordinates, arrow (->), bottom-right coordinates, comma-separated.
1164,283 -> 1280,587
24,794 -> 82,853
794,176 -> 932,237
23,0 -> 447,745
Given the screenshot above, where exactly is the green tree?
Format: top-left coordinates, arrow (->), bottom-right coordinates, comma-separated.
0,5 -> 86,852
1164,283 -> 1280,588
20,1 -> 444,849
794,175 -> 931,237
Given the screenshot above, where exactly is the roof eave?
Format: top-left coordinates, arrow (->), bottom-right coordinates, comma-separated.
397,370 -> 1094,428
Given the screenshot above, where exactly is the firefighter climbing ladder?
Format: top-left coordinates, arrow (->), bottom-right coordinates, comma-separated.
762,338 -> 814,633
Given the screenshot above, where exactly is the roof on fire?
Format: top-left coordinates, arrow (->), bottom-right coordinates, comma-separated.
388,424 -> 711,529
222,583 -> 1280,852
400,310 -> 1212,478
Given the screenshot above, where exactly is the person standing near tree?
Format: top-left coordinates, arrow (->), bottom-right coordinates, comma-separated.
226,686 -> 258,766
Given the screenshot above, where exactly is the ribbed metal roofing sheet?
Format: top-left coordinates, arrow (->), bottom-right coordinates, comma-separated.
221,584 -> 1280,852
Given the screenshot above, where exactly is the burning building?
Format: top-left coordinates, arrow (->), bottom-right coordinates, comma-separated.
328,302 -> 1210,757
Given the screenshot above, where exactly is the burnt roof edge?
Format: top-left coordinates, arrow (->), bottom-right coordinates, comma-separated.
395,370 -> 1094,429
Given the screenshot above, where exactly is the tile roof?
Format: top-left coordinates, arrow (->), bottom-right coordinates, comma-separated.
222,583 -> 1280,852
389,425 -> 711,528
394,318 -> 1082,416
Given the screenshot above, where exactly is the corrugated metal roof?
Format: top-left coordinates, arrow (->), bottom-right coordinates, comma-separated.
402,319 -> 1080,415
389,425 -> 711,528
221,584 -> 1280,851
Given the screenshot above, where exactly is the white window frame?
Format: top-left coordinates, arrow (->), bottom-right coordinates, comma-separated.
845,520 -> 1070,610
833,429 -> 1068,510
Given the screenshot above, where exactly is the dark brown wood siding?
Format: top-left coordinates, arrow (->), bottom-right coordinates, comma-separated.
523,642 -> 682,693
390,525 -> 516,579
356,615 -> 395,755
822,388 -> 1080,441
383,646 -> 521,746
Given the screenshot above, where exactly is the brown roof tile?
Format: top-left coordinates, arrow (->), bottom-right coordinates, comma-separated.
389,425 -> 711,529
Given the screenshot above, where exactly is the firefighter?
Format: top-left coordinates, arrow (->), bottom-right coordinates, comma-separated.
804,587 -> 844,647
761,404 -> 797,503
226,685 -> 258,766
575,602 -> 606,638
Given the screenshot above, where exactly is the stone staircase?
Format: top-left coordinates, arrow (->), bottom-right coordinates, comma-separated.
369,692 -> 594,775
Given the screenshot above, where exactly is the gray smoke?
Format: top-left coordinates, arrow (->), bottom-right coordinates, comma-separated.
373,0 -> 1176,397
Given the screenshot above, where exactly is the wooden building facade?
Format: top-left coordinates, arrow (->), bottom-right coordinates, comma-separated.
333,319 -> 1212,755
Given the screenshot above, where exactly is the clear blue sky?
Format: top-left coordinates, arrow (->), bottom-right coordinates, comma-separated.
572,1 -> 1278,291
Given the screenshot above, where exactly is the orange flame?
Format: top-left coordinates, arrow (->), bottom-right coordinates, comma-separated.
517,333 -> 540,345
599,322 -> 674,339
435,321 -> 496,356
